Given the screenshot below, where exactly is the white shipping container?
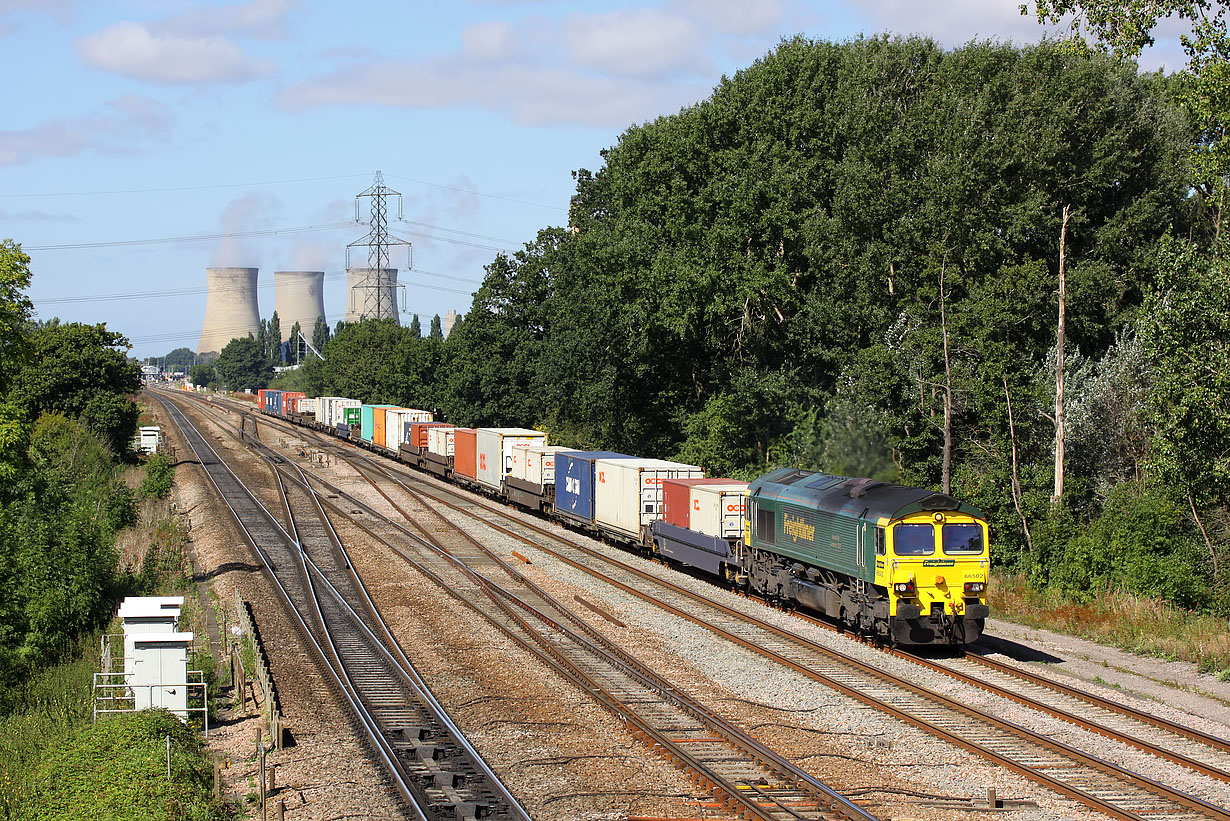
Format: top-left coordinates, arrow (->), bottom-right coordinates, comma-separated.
476,428 -> 548,490
320,397 -> 360,428
426,426 -> 456,457
383,408 -> 432,450
511,445 -> 570,487
300,397 -> 318,416
690,483 -> 749,539
594,458 -> 704,539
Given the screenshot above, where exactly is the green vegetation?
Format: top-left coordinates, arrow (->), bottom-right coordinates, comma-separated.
213,334 -> 272,393
139,453 -> 175,501
993,573 -> 1230,675
279,35 -> 1228,646
16,710 -> 223,821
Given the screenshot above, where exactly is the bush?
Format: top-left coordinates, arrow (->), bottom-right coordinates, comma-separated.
139,453 -> 174,500
1051,482 -> 1209,608
16,710 -> 223,820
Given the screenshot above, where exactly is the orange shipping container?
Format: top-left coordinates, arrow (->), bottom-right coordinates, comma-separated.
372,407 -> 389,449
409,421 -> 447,449
453,428 -> 478,479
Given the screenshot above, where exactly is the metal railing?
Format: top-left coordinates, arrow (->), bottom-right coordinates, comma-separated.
92,671 -> 209,736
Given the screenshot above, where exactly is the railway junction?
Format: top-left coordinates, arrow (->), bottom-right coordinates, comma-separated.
149,389 -> 1230,821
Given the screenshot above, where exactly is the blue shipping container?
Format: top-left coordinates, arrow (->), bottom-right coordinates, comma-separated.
554,451 -> 635,525
269,390 -> 284,415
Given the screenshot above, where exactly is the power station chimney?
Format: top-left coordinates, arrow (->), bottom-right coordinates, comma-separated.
197,267 -> 260,354
274,271 -> 326,341
444,309 -> 459,339
346,267 -> 399,325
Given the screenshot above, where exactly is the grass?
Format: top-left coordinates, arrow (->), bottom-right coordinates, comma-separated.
992,572 -> 1230,677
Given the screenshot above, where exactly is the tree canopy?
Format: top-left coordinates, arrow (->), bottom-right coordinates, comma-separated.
213,334 -> 272,392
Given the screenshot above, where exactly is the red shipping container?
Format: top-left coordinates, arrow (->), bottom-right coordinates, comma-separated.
409,421 -> 448,449
285,396 -> 300,414
662,477 -> 747,530
257,389 -> 267,410
453,428 -> 478,479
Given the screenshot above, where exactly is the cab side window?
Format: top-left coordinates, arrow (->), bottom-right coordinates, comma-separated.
756,504 -> 776,546
875,527 -> 886,556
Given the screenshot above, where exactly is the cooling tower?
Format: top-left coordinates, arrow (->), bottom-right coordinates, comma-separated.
444,309 -> 459,339
345,267 -> 399,325
274,271 -> 326,341
197,267 -> 260,355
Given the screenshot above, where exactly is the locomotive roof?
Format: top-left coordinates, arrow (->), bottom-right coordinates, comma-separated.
749,468 -> 985,522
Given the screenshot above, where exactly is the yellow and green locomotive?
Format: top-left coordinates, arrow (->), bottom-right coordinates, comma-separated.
735,469 -> 989,645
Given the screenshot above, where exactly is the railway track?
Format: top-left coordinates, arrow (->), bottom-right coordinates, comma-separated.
157,394 -> 531,821
237,412 -> 880,821
254,414 -> 1230,821
182,393 -> 1230,820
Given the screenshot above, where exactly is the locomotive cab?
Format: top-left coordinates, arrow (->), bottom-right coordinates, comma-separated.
878,512 -> 989,645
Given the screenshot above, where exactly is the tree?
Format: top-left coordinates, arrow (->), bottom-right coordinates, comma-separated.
1142,238 -> 1230,582
188,362 -> 215,387
267,311 -> 282,366
159,347 -> 195,373
429,314 -> 443,341
408,314 -> 421,337
312,315 -> 331,351
0,239 -> 33,394
287,320 -> 302,364
6,322 -> 141,452
1024,1 -> 1230,232
214,334 -> 272,392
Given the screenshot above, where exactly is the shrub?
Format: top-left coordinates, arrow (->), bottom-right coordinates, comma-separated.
139,453 -> 174,500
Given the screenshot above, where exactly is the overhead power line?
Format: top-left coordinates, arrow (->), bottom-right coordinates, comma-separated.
0,174 -> 368,199
30,268 -> 481,306
25,222 -> 354,251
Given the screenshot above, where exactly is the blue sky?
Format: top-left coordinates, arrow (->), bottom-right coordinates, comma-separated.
0,0 -> 1185,359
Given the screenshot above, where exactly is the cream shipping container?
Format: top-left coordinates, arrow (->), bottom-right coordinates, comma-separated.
593,458 -> 703,542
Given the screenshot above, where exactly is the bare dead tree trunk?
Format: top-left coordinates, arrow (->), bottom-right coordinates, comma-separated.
1053,205 -> 1070,503
1004,376 -> 1033,553
1188,489 -> 1219,576
940,255 -> 953,496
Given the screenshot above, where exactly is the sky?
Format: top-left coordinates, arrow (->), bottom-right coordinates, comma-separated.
0,0 -> 1190,361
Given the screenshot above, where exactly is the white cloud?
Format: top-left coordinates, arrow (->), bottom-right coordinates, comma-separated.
461,20 -> 518,62
278,58 -> 705,127
668,0 -> 787,36
278,3 -> 754,127
75,0 -> 297,84
77,21 -> 272,84
161,0 -> 298,41
563,9 -> 710,78
0,95 -> 173,165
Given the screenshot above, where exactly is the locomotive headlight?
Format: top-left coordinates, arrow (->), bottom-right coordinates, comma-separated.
893,581 -> 915,596
964,582 -> 986,594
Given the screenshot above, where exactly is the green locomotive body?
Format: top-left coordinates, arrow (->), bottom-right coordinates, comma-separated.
737,468 -> 990,645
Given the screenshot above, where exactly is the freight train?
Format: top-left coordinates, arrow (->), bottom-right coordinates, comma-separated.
254,389 -> 989,645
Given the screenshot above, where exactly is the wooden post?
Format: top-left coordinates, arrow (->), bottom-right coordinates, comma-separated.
1054,204 -> 1071,502
258,735 -> 267,819
267,764 -> 275,796
275,800 -> 284,821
